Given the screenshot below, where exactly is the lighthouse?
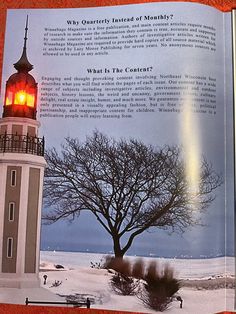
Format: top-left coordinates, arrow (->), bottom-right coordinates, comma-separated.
0,17 -> 46,288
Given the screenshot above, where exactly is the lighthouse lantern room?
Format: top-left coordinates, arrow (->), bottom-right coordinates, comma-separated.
0,16 -> 46,288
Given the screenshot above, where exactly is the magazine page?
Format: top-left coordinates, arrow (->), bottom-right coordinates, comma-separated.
0,2 -> 234,313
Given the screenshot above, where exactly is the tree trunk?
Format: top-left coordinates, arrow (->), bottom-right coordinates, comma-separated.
112,235 -> 125,258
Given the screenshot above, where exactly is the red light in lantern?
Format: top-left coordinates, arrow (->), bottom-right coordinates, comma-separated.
13,90 -> 35,107
15,90 -> 26,105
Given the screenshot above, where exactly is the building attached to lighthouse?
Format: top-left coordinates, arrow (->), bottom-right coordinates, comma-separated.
0,17 -> 46,288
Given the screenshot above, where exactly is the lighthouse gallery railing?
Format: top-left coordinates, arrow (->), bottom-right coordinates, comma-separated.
0,133 -> 44,156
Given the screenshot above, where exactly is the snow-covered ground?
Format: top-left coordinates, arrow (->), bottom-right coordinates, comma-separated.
40,251 -> 234,280
38,251 -> 235,313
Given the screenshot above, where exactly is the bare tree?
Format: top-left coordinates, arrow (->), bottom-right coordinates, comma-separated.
43,131 -> 222,258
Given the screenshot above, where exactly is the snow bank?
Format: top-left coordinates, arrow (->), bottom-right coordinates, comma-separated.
38,251 -> 235,314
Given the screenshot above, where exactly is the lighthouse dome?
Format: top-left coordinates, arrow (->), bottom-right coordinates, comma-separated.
3,71 -> 38,119
7,72 -> 36,86
2,15 -> 38,120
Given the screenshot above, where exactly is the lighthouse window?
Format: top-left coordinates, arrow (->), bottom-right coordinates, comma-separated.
8,202 -> 15,221
14,90 -> 27,105
7,237 -> 13,258
10,170 -> 17,187
13,90 -> 35,107
5,91 -> 13,106
26,93 -> 35,107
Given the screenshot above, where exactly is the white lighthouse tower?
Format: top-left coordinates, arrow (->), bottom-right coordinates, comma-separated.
0,17 -> 46,288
